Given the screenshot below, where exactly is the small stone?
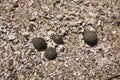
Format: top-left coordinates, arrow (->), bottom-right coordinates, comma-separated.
78,33 -> 83,39
73,0 -> 79,2
17,74 -> 24,80
52,35 -> 64,45
22,32 -> 30,37
83,31 -> 98,46
28,23 -> 35,32
97,20 -> 101,26
22,32 -> 30,40
44,47 -> 57,60
8,59 -> 13,66
56,14 -> 64,21
8,33 -> 16,41
115,17 -> 120,26
12,2 -> 19,8
47,31 -> 55,37
32,37 -> 47,51
29,12 -> 37,21
28,0 -> 34,6
29,17 -> 36,21
56,45 -> 64,52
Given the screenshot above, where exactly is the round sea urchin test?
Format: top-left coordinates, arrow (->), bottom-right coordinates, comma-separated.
83,31 -> 98,46
52,35 -> 64,44
32,37 -> 47,51
44,47 -> 57,60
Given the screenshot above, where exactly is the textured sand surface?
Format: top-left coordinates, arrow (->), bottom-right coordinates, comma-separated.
0,0 -> 120,80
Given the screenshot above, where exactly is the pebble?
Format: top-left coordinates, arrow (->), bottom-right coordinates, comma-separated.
29,12 -> 38,21
21,32 -> 30,37
8,33 -> 16,41
28,23 -> 35,32
47,31 -> 55,37
56,45 -> 64,52
29,16 -> 36,21
111,31 -> 116,34
88,18 -> 96,25
97,20 -> 101,26
56,14 -> 64,21
28,0 -> 34,6
12,2 -> 19,8
78,33 -> 83,39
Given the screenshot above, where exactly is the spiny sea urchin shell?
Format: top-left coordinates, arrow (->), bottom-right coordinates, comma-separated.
83,31 -> 98,46
32,37 -> 47,51
52,35 -> 64,45
44,47 -> 57,60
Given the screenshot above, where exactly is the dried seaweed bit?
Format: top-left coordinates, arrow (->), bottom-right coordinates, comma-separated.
44,47 -> 57,60
32,37 -> 47,51
52,35 -> 64,45
83,31 -> 98,46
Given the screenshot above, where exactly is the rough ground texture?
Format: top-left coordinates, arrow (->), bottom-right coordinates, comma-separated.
0,0 -> 120,80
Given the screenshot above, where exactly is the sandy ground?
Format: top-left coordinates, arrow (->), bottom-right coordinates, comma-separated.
0,0 -> 120,80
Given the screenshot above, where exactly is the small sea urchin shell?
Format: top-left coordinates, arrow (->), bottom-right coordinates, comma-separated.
44,47 -> 57,60
83,31 -> 98,46
52,35 -> 64,45
32,37 -> 47,51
